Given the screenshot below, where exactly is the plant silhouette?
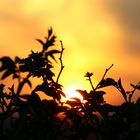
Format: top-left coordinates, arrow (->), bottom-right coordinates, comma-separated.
0,28 -> 140,140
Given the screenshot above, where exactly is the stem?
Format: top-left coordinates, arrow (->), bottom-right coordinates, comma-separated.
0,100 -> 5,113
102,64 -> 114,80
56,40 -> 64,83
117,88 -> 128,102
129,81 -> 140,102
96,64 -> 114,90
16,73 -> 31,95
89,76 -> 95,91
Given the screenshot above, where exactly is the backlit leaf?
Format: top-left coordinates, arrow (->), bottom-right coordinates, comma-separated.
66,100 -> 81,107
76,90 -> 89,100
98,78 -> 117,88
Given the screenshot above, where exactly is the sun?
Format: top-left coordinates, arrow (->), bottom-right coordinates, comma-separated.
63,85 -> 83,102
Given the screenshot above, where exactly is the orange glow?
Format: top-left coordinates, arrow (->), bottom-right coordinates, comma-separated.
0,1 -> 140,105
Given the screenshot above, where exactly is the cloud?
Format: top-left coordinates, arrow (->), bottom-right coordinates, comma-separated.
104,0 -> 140,56
104,0 -> 140,29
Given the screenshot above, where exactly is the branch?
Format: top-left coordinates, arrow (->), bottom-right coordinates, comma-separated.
16,73 -> 31,95
89,76 -> 95,91
129,81 -> 140,102
102,64 -> 114,80
96,64 -> 114,90
56,40 -> 64,83
84,72 -> 95,91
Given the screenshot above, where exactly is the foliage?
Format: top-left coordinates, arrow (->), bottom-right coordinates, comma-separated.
0,28 -> 140,140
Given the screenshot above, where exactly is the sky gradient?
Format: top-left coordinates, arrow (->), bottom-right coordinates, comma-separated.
0,0 -> 140,105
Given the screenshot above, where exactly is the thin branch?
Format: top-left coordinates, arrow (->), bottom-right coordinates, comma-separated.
85,72 -> 95,91
102,64 -> 114,80
129,81 -> 140,102
56,40 -> 64,83
89,76 -> 95,91
96,64 -> 114,90
16,73 -> 31,95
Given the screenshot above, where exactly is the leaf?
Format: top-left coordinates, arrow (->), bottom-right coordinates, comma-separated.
76,90 -> 89,100
98,78 -> 117,88
55,93 -> 61,102
45,50 -> 60,62
44,35 -> 56,50
70,97 -> 81,103
36,39 -> 45,46
30,92 -> 41,106
89,91 -> 106,104
103,103 -> 117,112
58,90 -> 66,97
34,82 -> 48,93
84,72 -> 93,78
13,73 -> 19,79
48,27 -> 53,36
24,78 -> 32,88
136,97 -> 140,104
118,79 -> 127,102
66,100 -> 81,107
20,94 -> 31,100
0,84 -> 5,91
15,56 -> 21,63
137,85 -> 140,90
130,83 -> 140,90
1,69 -> 15,79
41,100 -> 59,115
0,57 -> 15,71
128,94 -> 132,102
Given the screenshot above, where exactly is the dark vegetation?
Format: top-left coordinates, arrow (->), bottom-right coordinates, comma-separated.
0,28 -> 140,140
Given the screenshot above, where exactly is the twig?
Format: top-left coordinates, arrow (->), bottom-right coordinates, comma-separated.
102,64 -> 114,80
56,40 -> 64,83
129,81 -> 140,102
16,73 -> 31,95
85,72 -> 95,91
96,64 -> 114,90
89,75 -> 95,91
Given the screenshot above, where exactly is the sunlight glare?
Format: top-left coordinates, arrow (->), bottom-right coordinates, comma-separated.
63,85 -> 83,102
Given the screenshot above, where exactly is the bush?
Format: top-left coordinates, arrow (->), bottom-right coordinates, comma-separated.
0,28 -> 140,140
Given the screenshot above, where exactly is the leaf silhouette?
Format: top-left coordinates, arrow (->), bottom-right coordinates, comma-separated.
0,84 -> 5,91
36,39 -> 45,46
118,79 -> 127,102
70,97 -> 81,103
0,57 -> 15,71
23,78 -> 32,88
84,72 -> 93,78
98,78 -> 117,88
57,90 -> 66,97
89,91 -> 106,104
48,27 -> 53,36
15,56 -> 21,63
0,56 -> 21,80
41,99 -> 59,115
76,90 -> 89,100
130,83 -> 140,90
1,69 -> 15,79
44,35 -> 56,49
137,85 -> 140,90
45,50 -> 60,61
66,100 -> 81,107
0,28 -> 140,140
13,73 -> 19,79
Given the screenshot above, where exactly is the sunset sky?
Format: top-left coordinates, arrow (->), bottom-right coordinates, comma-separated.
0,0 -> 140,105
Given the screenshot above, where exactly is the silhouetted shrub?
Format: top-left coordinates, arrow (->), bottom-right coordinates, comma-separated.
0,28 -> 140,140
